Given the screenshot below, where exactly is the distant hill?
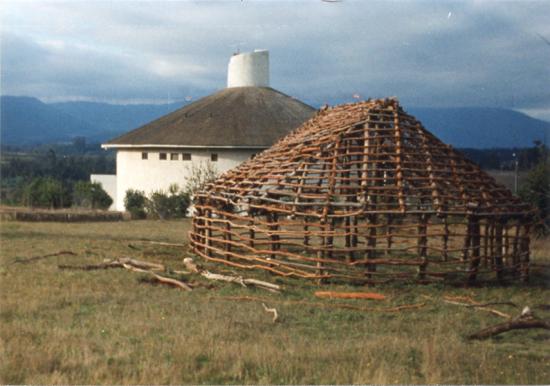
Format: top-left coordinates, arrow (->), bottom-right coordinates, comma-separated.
408,107 -> 550,148
1,95 -> 548,148
51,100 -> 185,141
0,96 -> 96,145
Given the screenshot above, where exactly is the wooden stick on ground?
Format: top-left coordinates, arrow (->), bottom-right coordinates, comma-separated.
58,257 -> 165,272
209,295 -> 425,313
138,240 -> 187,248
262,303 -> 279,322
149,273 -> 193,291
442,299 -> 512,319
315,291 -> 386,300
118,257 -> 165,271
183,257 -> 281,293
59,260 -> 125,270
11,250 -> 76,265
442,295 -> 519,319
468,307 -> 550,340
59,257 -> 192,291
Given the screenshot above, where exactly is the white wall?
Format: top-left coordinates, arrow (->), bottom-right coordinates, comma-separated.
90,174 -> 117,211
114,148 -> 257,211
227,50 -> 269,88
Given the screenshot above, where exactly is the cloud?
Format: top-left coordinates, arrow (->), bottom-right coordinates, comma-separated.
1,0 -> 549,113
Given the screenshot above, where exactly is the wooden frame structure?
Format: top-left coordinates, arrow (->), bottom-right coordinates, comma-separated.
190,99 -> 534,284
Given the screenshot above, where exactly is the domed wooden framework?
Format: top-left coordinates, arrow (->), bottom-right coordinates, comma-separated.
190,99 -> 534,284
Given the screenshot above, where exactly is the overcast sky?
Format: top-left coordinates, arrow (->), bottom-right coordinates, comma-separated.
1,0 -> 549,120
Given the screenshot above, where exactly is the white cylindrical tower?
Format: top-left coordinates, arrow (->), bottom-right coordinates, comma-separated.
227,49 -> 269,88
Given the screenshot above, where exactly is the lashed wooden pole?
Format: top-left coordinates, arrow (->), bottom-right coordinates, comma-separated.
188,99 -> 533,285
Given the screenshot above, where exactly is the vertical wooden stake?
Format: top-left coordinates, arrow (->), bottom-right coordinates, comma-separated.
345,214 -> 352,263
224,219 -> 232,260
327,218 -> 336,259
467,215 -> 481,284
483,222 -> 490,268
519,222 -> 531,282
268,213 -> 280,252
494,221 -> 504,281
462,219 -> 472,262
317,224 -> 326,284
443,215 -> 449,262
352,216 -> 358,249
504,225 -> 510,266
205,209 -> 212,258
511,223 -> 520,276
417,213 -> 428,280
489,221 -> 495,270
304,217 -> 310,247
386,214 -> 393,257
249,220 -> 255,248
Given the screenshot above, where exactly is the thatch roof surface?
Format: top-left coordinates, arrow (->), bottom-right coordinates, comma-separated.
105,87 -> 315,148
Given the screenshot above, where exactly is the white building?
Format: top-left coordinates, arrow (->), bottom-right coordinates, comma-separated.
96,50 -> 315,211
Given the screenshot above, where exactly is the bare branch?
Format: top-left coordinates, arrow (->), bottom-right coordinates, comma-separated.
262,303 -> 279,322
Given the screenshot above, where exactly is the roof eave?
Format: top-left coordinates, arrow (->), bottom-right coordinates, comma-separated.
101,143 -> 270,150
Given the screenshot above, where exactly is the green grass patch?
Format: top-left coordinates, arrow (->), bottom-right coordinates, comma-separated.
1,219 -> 549,384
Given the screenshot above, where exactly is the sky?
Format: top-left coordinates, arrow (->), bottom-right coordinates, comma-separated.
1,0 -> 550,120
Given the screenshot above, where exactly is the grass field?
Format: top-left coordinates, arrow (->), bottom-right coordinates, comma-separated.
1,219 -> 549,384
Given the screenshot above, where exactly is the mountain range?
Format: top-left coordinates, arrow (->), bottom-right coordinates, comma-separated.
1,95 -> 548,148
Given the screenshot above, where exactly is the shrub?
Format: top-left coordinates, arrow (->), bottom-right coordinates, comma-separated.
124,189 -> 147,219
22,177 -> 70,209
519,161 -> 549,235
73,181 -> 113,210
146,185 -> 190,220
147,191 -> 171,219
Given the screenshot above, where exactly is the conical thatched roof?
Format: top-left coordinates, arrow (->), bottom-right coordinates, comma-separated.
202,98 -> 529,216
104,87 -> 315,148
191,99 -> 533,285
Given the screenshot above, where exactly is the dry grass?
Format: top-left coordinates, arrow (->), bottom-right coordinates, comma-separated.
1,219 -> 549,384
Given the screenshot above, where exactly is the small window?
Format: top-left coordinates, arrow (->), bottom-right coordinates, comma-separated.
142,152 -> 148,160
159,153 -> 167,160
181,153 -> 191,161
170,153 -> 179,160
211,153 -> 218,162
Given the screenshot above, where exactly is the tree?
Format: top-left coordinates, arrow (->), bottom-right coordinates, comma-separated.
73,181 -> 113,210
184,161 -> 219,196
22,177 -> 70,209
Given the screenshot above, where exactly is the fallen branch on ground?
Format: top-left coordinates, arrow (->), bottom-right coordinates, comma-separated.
468,307 -> 550,340
59,257 -> 164,272
210,295 -> 424,313
138,240 -> 187,248
442,295 -> 518,319
119,257 -> 164,271
149,272 -> 193,291
443,299 -> 512,319
11,250 -> 76,265
59,257 -> 192,291
59,261 -> 124,270
315,291 -> 386,300
443,295 -> 517,309
183,257 -> 281,293
262,303 -> 279,322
